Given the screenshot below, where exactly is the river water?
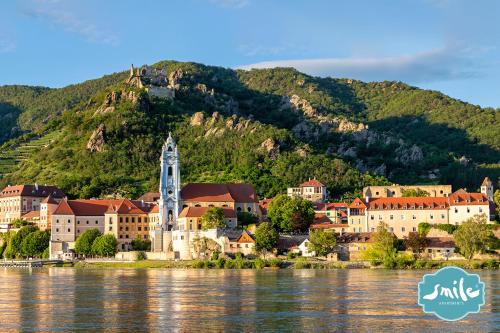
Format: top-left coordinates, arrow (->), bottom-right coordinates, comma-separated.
0,268 -> 497,332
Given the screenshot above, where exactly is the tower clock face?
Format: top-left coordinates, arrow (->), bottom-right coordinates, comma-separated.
167,186 -> 175,196
167,156 -> 175,165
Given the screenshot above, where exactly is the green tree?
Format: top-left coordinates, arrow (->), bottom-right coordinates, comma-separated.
11,219 -> 33,228
131,236 -> 151,251
254,222 -> 278,257
8,225 -> 38,258
362,222 -> 398,266
91,234 -> 118,257
237,212 -> 258,226
20,230 -> 50,258
267,195 -> 314,232
453,214 -> 492,260
402,189 -> 430,197
74,228 -> 101,256
308,230 -> 337,256
201,207 -> 226,230
494,189 -> 500,221
404,232 -> 429,256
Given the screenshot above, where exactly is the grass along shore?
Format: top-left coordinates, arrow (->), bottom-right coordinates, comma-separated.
69,257 -> 499,270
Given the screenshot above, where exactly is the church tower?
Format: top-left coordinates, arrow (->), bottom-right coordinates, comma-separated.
158,133 -> 181,231
481,177 -> 494,202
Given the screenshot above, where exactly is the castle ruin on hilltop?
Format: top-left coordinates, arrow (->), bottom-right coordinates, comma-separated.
127,64 -> 175,99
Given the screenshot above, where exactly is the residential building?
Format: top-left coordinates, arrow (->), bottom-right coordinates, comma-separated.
287,179 -> 328,203
422,237 -> 456,260
312,202 -> 348,224
346,188 -> 491,238
336,232 -> 374,261
0,184 -> 64,225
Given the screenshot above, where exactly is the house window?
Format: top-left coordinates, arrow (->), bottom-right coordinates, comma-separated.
401,227 -> 405,232
401,215 -> 404,220
56,228 -> 59,232
370,215 -> 374,220
109,227 -> 112,231
430,214 -> 434,220
389,215 -> 393,220
125,235 -> 129,239
378,215 -> 382,220
132,217 -> 135,223
466,207 -> 470,213
389,227 -> 394,232
86,221 -> 89,225
67,219 -> 70,223
247,207 -> 252,212
479,207 -> 483,213
120,217 -> 123,223
67,228 -> 70,232
412,227 -> 417,232
95,221 -> 98,224
77,221 -> 80,224
454,208 -> 458,213
412,215 -> 416,220
138,227 -> 142,231
126,217 -> 129,223
441,214 -> 445,219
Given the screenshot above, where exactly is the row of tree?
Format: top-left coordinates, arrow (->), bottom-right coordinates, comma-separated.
1,224 -> 50,259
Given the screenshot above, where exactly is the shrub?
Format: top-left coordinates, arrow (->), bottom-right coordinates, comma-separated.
287,252 -> 297,260
267,258 -> 283,268
192,259 -> 206,268
481,259 -> 498,269
254,258 -> 265,269
414,259 -> 426,269
136,251 -> 147,261
214,257 -> 225,268
224,259 -> 235,269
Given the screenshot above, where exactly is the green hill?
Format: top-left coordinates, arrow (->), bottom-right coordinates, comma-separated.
0,61 -> 498,199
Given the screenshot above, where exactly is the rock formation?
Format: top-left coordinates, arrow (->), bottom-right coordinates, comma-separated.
190,112 -> 205,126
87,124 -> 106,152
260,138 -> 280,159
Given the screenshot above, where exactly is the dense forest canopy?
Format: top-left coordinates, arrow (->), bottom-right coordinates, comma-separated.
0,60 -> 498,199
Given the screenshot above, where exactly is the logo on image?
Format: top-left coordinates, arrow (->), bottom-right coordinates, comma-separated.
418,266 -> 485,321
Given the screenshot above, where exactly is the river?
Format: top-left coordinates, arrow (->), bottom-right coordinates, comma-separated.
0,268 -> 497,332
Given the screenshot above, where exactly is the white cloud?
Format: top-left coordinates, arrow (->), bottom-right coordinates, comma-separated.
238,46 -> 484,83
0,39 -> 16,53
209,0 -> 249,8
23,6 -> 118,46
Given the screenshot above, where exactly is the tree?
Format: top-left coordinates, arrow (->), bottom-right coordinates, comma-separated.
362,222 -> 398,265
237,212 -> 258,226
201,207 -> 226,230
494,189 -> 500,221
8,225 -> 38,258
91,234 -> 118,257
20,230 -> 50,258
308,230 -> 337,256
453,214 -> 492,260
267,195 -> 314,232
255,222 -> 278,256
402,189 -> 430,197
405,232 -> 429,256
11,219 -> 33,228
131,236 -> 151,251
75,228 -> 101,256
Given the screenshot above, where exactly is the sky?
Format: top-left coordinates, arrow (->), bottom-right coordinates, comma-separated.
0,0 -> 499,108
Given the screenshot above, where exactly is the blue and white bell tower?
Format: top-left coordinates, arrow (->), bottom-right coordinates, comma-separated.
158,132 -> 181,231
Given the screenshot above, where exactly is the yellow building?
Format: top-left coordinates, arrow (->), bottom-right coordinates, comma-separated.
363,184 -> 452,198
176,206 -> 237,231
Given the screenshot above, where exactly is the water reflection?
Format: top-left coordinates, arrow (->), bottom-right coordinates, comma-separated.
0,268 -> 497,332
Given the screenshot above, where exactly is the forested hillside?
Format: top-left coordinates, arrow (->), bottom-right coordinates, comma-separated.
0,61 -> 498,199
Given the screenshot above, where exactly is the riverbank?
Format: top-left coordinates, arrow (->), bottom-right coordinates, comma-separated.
70,257 -> 499,270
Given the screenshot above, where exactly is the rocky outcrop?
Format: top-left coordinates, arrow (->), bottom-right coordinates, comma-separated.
260,138 -> 280,159
288,94 -> 318,117
338,119 -> 367,132
87,124 -> 106,152
396,144 -> 424,166
207,112 -> 220,127
168,69 -> 184,90
190,112 -> 205,126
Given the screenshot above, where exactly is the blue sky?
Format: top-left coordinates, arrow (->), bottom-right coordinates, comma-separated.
1,0 -> 499,108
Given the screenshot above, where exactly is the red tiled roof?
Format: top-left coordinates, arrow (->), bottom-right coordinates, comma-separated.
53,199 -> 75,215
448,192 -> 488,206
21,211 -> 40,219
300,179 -> 325,187
348,197 -> 367,209
259,198 -> 273,215
314,213 -> 331,224
181,183 -> 258,203
337,232 -> 374,244
426,237 -> 455,248
178,207 -> 236,218
313,202 -> 348,211
310,223 -> 349,230
0,184 -> 65,198
53,199 -> 156,217
368,197 -> 449,210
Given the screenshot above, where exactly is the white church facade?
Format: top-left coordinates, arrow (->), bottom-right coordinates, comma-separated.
150,133 -> 259,259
